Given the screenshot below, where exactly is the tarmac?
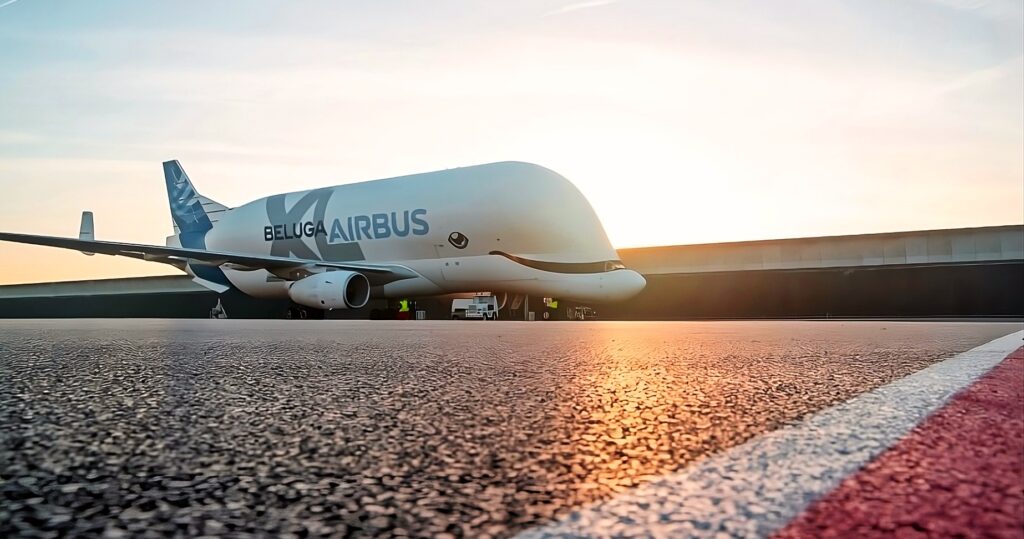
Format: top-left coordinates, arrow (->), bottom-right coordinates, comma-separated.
0,319 -> 1020,538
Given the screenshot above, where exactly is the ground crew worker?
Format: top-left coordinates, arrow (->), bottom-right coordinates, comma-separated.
544,298 -> 559,320
398,298 -> 411,320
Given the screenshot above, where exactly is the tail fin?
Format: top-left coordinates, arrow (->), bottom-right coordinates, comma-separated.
162,160 -> 229,248
163,160 -> 213,235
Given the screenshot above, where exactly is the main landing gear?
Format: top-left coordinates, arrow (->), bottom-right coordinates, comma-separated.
285,305 -> 325,320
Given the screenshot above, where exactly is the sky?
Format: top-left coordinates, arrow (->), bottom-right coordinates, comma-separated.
0,0 -> 1021,284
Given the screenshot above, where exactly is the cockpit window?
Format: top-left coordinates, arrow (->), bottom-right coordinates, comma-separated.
490,251 -> 627,274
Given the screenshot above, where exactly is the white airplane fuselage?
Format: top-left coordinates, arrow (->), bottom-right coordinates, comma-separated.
0,160 -> 646,310
204,161 -> 646,303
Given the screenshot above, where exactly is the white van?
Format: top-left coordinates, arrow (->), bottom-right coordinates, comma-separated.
451,295 -> 499,320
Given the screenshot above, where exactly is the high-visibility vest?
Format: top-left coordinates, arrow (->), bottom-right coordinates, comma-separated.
549,300 -> 559,309
399,299 -> 410,312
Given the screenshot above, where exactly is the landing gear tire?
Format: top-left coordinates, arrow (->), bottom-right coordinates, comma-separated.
286,306 -> 324,320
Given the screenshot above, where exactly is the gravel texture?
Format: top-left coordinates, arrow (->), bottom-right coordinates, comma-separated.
0,319 -> 1017,537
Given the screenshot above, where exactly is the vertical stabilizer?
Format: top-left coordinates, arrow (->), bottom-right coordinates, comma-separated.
163,160 -> 213,237
162,160 -> 233,290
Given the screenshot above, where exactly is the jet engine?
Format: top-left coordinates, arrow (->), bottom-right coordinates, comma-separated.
287,271 -> 371,310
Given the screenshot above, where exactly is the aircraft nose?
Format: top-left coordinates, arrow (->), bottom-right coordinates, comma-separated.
606,269 -> 646,300
623,269 -> 647,296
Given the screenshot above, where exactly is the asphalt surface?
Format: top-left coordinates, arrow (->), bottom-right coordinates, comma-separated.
0,320 -> 1017,538
523,330 -> 1023,538
775,346 -> 1024,539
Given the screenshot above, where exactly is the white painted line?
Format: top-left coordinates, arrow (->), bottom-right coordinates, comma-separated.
519,330 -> 1024,539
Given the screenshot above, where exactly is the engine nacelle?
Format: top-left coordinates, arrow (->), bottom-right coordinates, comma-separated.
287,271 -> 371,310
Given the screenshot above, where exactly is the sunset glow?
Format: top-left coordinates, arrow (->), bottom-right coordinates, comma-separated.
1,1 -> 1021,284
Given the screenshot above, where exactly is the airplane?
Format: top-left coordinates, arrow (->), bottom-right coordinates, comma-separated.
0,160 -> 647,315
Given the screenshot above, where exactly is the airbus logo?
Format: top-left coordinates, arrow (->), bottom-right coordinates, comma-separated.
265,209 -> 429,242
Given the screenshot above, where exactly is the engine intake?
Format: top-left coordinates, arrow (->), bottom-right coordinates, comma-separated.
288,270 -> 370,310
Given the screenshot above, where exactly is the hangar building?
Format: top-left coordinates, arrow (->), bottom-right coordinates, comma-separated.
0,225 -> 1021,319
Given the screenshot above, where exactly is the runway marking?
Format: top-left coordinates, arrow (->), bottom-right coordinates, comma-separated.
518,330 -> 1024,538
774,345 -> 1024,538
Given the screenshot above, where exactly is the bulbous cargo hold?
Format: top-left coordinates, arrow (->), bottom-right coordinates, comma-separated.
206,161 -> 620,264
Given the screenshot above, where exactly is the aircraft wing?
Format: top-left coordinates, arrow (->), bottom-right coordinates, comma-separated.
0,232 -> 418,285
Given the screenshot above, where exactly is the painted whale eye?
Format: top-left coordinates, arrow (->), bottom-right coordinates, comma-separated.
448,232 -> 469,249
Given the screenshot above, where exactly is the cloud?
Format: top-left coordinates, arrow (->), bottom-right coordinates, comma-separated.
0,130 -> 41,144
933,55 -> 1024,97
0,1 -> 1021,261
919,0 -> 1024,23
544,0 -> 617,17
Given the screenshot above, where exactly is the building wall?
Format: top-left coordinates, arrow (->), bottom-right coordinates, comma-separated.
1,226 -> 1021,320
618,225 -> 1023,275
597,262 -> 1023,320
1,262 -> 1018,320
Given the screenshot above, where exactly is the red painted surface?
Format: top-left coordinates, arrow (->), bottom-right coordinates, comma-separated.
775,346 -> 1024,539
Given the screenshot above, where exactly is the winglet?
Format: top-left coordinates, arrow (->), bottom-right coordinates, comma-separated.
79,211 -> 94,241
79,211 -> 95,256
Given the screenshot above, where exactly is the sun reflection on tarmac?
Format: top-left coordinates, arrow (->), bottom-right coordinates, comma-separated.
563,335 -> 680,504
